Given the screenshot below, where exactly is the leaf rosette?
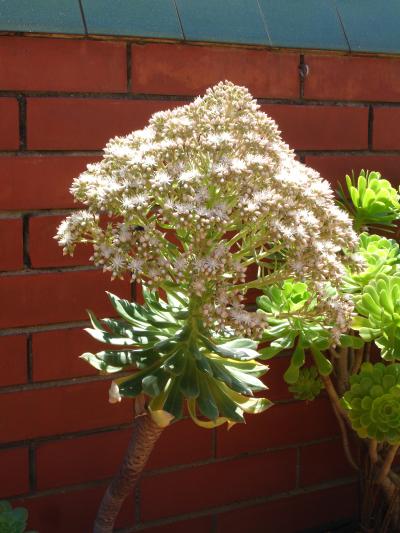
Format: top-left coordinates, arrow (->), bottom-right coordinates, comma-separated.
353,273 -> 400,360
338,170 -> 400,232
288,366 -> 323,401
257,280 -> 335,382
342,362 -> 400,444
344,233 -> 400,293
83,288 -> 271,428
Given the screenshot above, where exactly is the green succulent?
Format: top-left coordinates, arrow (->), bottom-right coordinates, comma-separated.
83,288 -> 271,428
288,366 -> 323,401
0,501 -> 37,533
338,170 -> 400,232
342,362 -> 400,444
257,280 -> 334,382
352,273 -> 400,361
344,233 -> 400,294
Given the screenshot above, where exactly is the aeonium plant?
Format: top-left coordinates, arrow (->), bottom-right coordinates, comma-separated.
56,82 -> 357,533
257,170 -> 400,531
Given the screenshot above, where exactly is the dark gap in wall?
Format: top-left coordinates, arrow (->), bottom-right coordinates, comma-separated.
17,95 -> 27,150
78,0 -> 89,36
22,214 -> 31,268
126,44 -> 132,92
28,441 -> 36,491
368,105 -> 374,150
295,446 -> 301,489
27,333 -> 33,382
299,54 -> 305,100
172,0 -> 186,40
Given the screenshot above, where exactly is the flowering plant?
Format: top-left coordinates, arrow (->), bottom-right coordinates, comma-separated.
56,82 -> 357,532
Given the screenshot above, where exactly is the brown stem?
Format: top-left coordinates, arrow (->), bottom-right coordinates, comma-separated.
93,412 -> 164,533
331,402 -> 358,471
378,445 -> 400,485
320,374 -> 350,422
336,346 -> 349,396
351,344 -> 365,375
369,439 -> 378,464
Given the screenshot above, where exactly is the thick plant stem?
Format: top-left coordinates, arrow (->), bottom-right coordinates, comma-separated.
93,412 -> 163,533
378,445 -> 400,485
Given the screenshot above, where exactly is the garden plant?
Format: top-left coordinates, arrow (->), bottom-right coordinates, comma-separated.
258,170 -> 400,531
56,82 -> 358,532
0,500 -> 37,533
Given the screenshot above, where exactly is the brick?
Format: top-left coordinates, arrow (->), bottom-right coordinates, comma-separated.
265,355 -> 292,402
300,439 -> 354,487
305,155 -> 400,188
0,447 -> 29,498
29,215 -> 92,268
141,448 -> 296,521
32,328 -> 99,382
36,428 -> 131,490
0,156 -> 98,211
27,98 -> 184,150
304,54 -> 400,102
19,484 -> 134,533
0,98 -> 19,149
131,43 -> 299,98
217,483 -> 358,533
0,218 -> 23,271
146,418 -> 213,471
0,335 -> 27,386
216,398 -> 337,457
141,517 -> 213,533
0,36 -> 126,93
373,107 -> 400,150
0,270 -> 130,328
261,104 -> 368,150
0,380 -> 132,443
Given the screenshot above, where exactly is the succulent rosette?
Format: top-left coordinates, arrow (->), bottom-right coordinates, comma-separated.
82,288 -> 271,427
338,170 -> 400,232
344,233 -> 400,294
342,362 -> 400,443
288,366 -> 323,401
352,273 -> 400,360
257,279 -> 360,384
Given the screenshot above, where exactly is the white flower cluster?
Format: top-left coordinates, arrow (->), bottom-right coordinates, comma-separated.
55,82 -> 357,336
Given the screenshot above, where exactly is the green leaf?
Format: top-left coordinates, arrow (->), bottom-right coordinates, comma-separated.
197,376 -> 219,420
311,347 -> 333,376
179,358 -> 200,398
163,377 -> 184,419
339,334 -> 364,349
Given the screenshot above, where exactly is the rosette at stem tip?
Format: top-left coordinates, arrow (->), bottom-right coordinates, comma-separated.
341,362 -> 400,444
81,288 -> 272,429
352,273 -> 400,361
337,170 -> 400,232
256,279 -> 363,392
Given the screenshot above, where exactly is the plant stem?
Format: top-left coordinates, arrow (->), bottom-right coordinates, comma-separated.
331,402 -> 358,471
320,374 -> 350,422
93,407 -> 163,533
369,439 -> 378,464
378,445 -> 400,485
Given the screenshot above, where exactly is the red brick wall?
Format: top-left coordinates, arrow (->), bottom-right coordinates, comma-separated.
3,35 -> 400,532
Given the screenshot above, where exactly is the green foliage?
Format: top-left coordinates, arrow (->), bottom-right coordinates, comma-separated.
337,170 -> 400,232
344,233 -> 400,293
288,366 -> 323,401
352,273 -> 400,361
257,279 -> 333,382
342,362 -> 400,444
0,501 -> 37,533
83,288 -> 271,428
